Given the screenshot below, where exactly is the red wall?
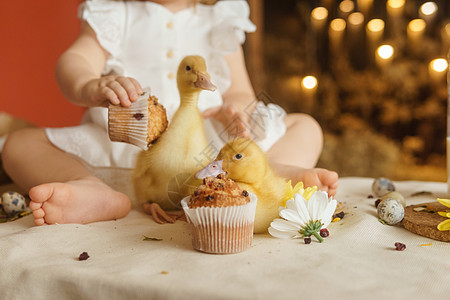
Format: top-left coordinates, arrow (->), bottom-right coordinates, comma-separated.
0,1 -> 85,127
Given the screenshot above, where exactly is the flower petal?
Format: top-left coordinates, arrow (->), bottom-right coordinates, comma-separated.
292,181 -> 304,193
321,199 -> 338,228
303,186 -> 318,200
437,198 -> 450,208
279,208 -> 304,226
437,219 -> 450,231
270,218 -> 301,232
293,194 -> 311,225
307,191 -> 329,221
285,199 -> 297,211
268,226 -> 299,239
438,211 -> 450,218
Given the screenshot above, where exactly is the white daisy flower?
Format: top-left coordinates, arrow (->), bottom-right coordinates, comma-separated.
268,190 -> 337,243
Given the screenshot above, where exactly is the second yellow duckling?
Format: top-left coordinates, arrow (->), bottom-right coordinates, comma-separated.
197,137 -> 288,233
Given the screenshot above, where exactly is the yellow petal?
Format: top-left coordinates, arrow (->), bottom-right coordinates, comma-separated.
303,186 -> 318,201
437,198 -> 450,208
437,219 -> 450,231
286,180 -> 293,189
292,181 -> 304,193
438,211 -> 450,218
282,180 -> 295,207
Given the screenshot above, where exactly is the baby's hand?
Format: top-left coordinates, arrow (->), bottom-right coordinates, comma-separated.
202,104 -> 252,139
82,75 -> 143,107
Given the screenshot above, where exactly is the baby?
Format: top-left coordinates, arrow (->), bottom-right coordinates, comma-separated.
1,0 -> 338,226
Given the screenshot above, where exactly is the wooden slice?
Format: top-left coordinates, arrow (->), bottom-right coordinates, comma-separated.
402,202 -> 450,242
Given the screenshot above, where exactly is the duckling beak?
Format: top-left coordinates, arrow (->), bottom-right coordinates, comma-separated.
194,72 -> 216,91
195,160 -> 224,179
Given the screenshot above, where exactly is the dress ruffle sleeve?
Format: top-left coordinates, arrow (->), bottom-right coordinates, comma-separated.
207,0 -> 256,94
210,1 -> 256,54
78,0 -> 126,75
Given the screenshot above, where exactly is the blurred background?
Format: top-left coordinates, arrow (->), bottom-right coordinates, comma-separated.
0,1 -> 84,129
1,0 -> 449,182
245,0 -> 449,181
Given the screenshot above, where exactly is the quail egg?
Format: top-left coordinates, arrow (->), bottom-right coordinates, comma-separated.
1,191 -> 29,216
377,198 -> 404,225
381,191 -> 406,208
372,177 -> 395,197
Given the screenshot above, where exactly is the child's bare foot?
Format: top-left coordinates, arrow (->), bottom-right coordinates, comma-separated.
272,164 -> 339,196
298,168 -> 339,196
28,176 -> 131,226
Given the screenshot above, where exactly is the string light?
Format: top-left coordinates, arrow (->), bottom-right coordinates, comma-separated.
387,0 -> 405,9
377,45 -> 394,59
430,58 -> 448,73
420,2 -> 438,16
339,0 -> 354,18
367,19 -> 385,33
301,76 -> 318,90
348,12 -> 364,26
311,7 -> 328,22
408,19 -> 426,32
330,18 -> 346,32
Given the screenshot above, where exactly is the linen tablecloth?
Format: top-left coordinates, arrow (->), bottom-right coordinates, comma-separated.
0,177 -> 449,299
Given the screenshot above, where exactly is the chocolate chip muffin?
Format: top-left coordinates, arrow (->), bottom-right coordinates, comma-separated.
188,174 -> 250,208
108,88 -> 168,149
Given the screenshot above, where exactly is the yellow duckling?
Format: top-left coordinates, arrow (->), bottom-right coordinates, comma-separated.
196,137 -> 288,233
133,55 -> 216,223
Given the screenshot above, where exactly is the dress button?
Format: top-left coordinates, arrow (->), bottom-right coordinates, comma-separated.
166,21 -> 173,29
167,50 -> 174,58
167,72 -> 175,79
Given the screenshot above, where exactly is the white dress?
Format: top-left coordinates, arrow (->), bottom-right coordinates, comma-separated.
46,0 -> 287,203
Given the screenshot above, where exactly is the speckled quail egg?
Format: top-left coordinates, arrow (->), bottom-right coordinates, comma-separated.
1,191 -> 29,215
377,198 -> 404,225
381,191 -> 406,208
372,177 -> 395,197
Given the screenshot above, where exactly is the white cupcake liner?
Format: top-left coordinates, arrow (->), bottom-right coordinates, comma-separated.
108,88 -> 151,150
181,193 -> 257,254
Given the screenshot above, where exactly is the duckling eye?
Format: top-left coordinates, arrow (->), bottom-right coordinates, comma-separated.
234,153 -> 243,160
186,65 -> 191,71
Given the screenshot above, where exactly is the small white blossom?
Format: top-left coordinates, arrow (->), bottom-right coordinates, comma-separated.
269,190 -> 337,242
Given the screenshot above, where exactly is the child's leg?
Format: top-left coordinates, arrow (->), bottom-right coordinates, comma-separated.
1,128 -> 131,225
267,113 -> 339,196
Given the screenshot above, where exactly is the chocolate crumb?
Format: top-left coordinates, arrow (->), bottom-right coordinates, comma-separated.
242,190 -> 249,197
78,252 -> 90,261
374,199 -> 381,208
133,113 -> 145,120
206,195 -> 214,201
394,242 -> 406,251
320,228 -> 329,238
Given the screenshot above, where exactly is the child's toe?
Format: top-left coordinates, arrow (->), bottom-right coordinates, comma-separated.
34,217 -> 46,226
32,208 -> 45,219
29,201 -> 42,211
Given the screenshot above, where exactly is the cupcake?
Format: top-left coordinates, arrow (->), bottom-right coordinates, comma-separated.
181,174 -> 257,254
108,88 -> 168,149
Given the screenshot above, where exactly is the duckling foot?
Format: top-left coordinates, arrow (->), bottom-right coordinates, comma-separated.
142,202 -> 185,224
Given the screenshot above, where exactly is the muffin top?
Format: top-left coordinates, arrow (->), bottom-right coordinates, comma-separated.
188,174 -> 250,208
147,94 -> 168,145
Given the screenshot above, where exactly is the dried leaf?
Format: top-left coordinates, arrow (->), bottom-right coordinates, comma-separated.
143,235 -> 163,241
